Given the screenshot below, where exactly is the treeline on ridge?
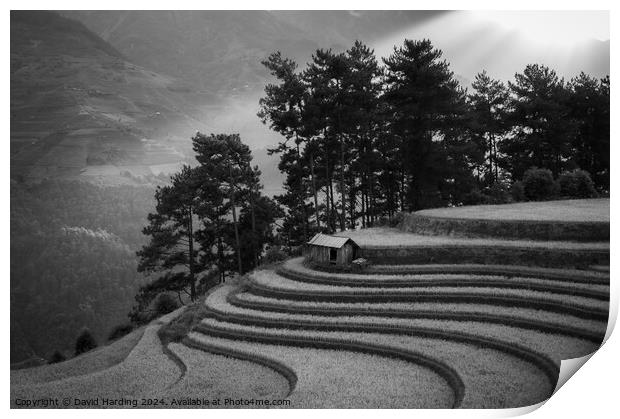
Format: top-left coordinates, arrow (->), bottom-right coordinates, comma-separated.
258,39 -> 609,246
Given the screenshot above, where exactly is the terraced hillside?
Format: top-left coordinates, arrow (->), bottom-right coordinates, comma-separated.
12,201 -> 610,408
190,200 -> 609,408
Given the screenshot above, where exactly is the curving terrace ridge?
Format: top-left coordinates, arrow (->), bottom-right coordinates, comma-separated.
184,260 -> 606,407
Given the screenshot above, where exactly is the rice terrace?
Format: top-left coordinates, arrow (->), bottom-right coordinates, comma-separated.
11,198 -> 610,408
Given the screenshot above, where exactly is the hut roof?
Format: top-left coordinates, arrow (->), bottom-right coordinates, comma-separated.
307,233 -> 358,249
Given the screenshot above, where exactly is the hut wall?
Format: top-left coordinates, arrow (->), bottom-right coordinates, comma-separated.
337,243 -> 355,265
307,245 -> 331,263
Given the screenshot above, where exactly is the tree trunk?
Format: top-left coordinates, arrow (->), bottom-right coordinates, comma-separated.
249,180 -> 258,269
411,177 -> 421,211
493,136 -> 499,182
329,175 -> 336,231
489,133 -> 495,186
365,189 -> 371,226
187,207 -> 196,301
368,172 -> 375,225
348,181 -> 356,228
361,184 -> 366,229
229,165 -> 243,275
339,138 -> 346,231
296,142 -> 308,243
400,169 -> 406,212
216,219 -> 225,283
324,155 -> 331,233
335,84 -> 346,232
310,152 -> 320,230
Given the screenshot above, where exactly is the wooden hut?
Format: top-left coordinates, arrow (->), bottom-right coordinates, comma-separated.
305,233 -> 359,266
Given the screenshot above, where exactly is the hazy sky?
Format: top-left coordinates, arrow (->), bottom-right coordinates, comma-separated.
197,10 -> 611,150
468,11 -> 609,44
373,10 -> 610,83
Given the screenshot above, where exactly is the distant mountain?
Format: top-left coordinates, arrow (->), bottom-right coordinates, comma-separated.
62,10 -> 445,96
11,11 -> 212,184
64,10 -> 609,153
13,10 -> 446,185
59,11 -> 448,154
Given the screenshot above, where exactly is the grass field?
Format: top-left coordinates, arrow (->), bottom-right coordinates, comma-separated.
416,199 -> 609,222
11,327 -> 145,385
188,332 -> 455,408
335,227 -> 609,249
198,317 -> 552,408
389,198 -> 610,242
11,315 -> 183,406
208,286 -> 599,362
164,343 -> 290,407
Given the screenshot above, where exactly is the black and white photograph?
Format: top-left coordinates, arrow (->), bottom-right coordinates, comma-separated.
7,2 -> 614,412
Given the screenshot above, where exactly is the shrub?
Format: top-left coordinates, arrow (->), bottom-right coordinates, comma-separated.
158,302 -> 208,345
128,307 -> 152,325
483,182 -> 512,204
373,216 -> 388,227
48,350 -> 66,364
154,293 -> 179,316
511,181 -> 526,202
389,213 -> 403,227
391,212 -> 405,226
288,246 -> 303,257
75,328 -> 97,356
522,168 -> 556,201
157,323 -> 187,345
264,246 -> 288,264
462,189 -> 489,206
107,323 -> 134,342
197,268 -> 220,295
373,215 -> 401,227
558,170 -> 598,198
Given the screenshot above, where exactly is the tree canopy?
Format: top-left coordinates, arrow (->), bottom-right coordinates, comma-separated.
258,39 -> 609,239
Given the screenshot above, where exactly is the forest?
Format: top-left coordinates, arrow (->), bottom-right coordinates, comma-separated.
10,181 -> 157,361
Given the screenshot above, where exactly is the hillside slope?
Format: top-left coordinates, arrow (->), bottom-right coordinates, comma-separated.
62,10 -> 442,96
11,11 -> 211,184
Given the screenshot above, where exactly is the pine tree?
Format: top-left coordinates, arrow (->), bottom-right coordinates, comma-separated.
567,73 -> 610,191
135,165 -> 202,310
502,64 -> 576,179
468,71 -> 510,186
49,350 -> 66,364
383,39 -> 468,210
302,49 -> 344,230
258,52 -> 318,236
75,328 -> 97,356
239,194 -> 283,272
192,133 -> 264,275
343,41 -> 383,228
